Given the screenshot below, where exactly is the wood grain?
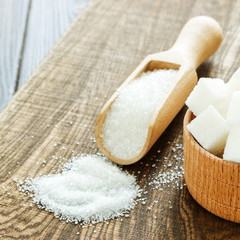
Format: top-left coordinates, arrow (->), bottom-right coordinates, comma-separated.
0,0 -> 88,111
1,0 -> 240,239
0,0 -> 30,110
18,0 -> 88,88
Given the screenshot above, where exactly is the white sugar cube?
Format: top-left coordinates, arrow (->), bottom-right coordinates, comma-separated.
223,127 -> 240,163
226,91 -> 240,125
186,78 -> 230,116
213,94 -> 231,118
187,105 -> 229,155
227,67 -> 240,91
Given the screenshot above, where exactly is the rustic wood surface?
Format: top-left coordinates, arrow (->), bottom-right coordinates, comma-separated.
1,0 -> 240,239
0,0 -> 87,110
18,0 -> 88,88
0,0 -> 29,110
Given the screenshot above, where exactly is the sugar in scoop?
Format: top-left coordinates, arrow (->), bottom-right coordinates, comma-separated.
101,69 -> 177,160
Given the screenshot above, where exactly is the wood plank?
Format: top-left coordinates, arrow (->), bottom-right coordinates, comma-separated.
18,0 -> 89,88
0,0 -> 240,239
0,0 -> 29,110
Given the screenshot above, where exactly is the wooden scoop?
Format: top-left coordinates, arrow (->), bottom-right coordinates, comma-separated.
95,16 -> 222,165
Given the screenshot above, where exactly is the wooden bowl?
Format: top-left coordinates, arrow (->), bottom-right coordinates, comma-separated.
183,109 -> 240,223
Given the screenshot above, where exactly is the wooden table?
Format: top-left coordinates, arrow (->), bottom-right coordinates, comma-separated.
1,0 -> 240,239
0,0 -> 87,111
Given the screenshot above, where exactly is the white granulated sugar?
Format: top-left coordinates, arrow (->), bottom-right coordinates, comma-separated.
102,69 -> 178,159
19,155 -> 140,224
148,141 -> 185,191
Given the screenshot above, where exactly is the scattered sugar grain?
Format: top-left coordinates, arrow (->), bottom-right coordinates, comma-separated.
148,141 -> 184,190
102,69 -> 178,159
18,155 -> 140,224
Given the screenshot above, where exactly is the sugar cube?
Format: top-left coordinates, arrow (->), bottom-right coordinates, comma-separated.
185,78 -> 230,116
213,94 -> 231,118
227,67 -> 240,91
226,91 -> 240,125
187,105 -> 229,155
223,127 -> 240,163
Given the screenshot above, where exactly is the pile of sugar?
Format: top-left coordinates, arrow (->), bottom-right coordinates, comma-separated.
186,67 -> 240,162
18,155 -> 140,224
102,69 -> 178,159
15,139 -> 186,226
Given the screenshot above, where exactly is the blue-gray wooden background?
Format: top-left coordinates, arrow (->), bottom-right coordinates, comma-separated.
0,0 -> 88,111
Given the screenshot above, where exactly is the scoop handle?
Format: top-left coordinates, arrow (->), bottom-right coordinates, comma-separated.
170,16 -> 222,69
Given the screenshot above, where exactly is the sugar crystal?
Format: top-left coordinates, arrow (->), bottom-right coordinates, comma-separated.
102,69 -> 178,159
19,155 -> 140,224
